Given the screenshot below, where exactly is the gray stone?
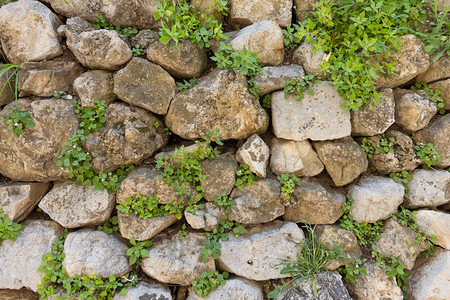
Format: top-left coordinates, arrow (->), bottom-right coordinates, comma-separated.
117,211 -> 178,241
201,154 -> 237,201
254,65 -> 305,96
73,70 -> 116,108
416,55 -> 450,83
236,134 -> 270,178
430,79 -> 450,110
185,202 -> 227,231
187,277 -> 263,300
0,220 -> 63,291
191,0 -> 225,22
228,0 -> 292,28
0,182 -> 50,222
0,0 -> 63,64
0,66 -> 16,106
63,230 -> 131,278
272,82 -> 351,141
313,137 -> 368,186
293,43 -> 328,77
0,288 -> 38,300
130,29 -> 159,50
113,282 -> 172,300
404,170 -> 450,209
415,210 -> 450,250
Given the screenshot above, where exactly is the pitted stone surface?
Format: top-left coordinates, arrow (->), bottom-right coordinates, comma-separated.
236,134 -> 270,178
187,277 -> 264,300
404,170 -> 450,209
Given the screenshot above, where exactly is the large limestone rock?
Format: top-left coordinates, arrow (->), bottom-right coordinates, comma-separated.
187,277 -> 264,300
348,176 -> 404,223
201,154 -> 237,202
217,221 -> 304,280
63,230 -> 131,278
142,232 -> 215,285
228,0 -> 292,28
114,282 -> 173,300
114,58 -> 176,115
117,211 -> 178,241
0,220 -> 63,291
416,55 -> 450,83
84,103 -> 169,174
415,210 -> 450,250
184,202 -> 227,231
403,170 -> 450,209
0,182 -> 50,222
165,68 -> 268,140
38,181 -> 115,228
272,82 -> 351,141
293,43 -> 328,77
73,70 -> 116,108
236,134 -> 270,178
430,79 -> 450,111
0,99 -> 79,182
0,0 -> 63,64
254,65 -> 305,96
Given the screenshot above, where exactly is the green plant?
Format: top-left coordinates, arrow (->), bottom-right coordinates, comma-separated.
284,75 -> 321,100
235,163 -> 259,190
117,194 -> 185,220
213,192 -> 233,214
192,270 -> 229,298
177,223 -> 189,237
0,64 -> 19,102
337,258 -> 367,284
53,91 -> 71,100
389,171 -> 413,198
126,237 -> 152,266
0,208 -> 24,245
278,174 -> 301,200
412,82 -> 446,114
131,44 -> 144,57
92,14 -> 138,37
97,216 -> 119,234
2,108 -> 35,137
360,134 -> 395,159
177,78 -> 199,94
414,141 -> 442,169
261,94 -> 271,108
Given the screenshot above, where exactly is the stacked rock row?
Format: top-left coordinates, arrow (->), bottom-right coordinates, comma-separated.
0,0 -> 449,299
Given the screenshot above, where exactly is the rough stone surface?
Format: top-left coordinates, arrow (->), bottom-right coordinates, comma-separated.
284,182 -> 345,225
254,65 -> 305,96
272,82 -> 351,141
229,20 -> 284,66
236,134 -> 270,178
187,277 -> 264,300
415,210 -> 450,250
393,88 -> 437,132
85,103 -> 169,174
228,0 -> 292,28
293,43 -> 328,77
165,68 -> 268,140
73,70 -> 116,107
416,55 -> 450,83
113,282 -> 173,300
0,220 -> 63,291
0,288 -> 38,300
404,170 -> 450,209
351,89 -> 395,136
63,230 -> 131,278
130,29 -> 160,50
185,202 -> 227,231
293,0 -> 320,21
0,0 -> 63,64
0,182 -> 50,222
430,79 -> 450,110
270,138 -> 324,177
142,232 -> 215,285
201,154 -> 237,201
114,58 -> 176,115
117,211 -> 178,241
349,176 -> 404,223
218,221 -> 304,280
374,35 -> 430,89
229,179 -> 285,224
313,137 -> 368,186
0,99 -> 79,182
38,181 -> 115,228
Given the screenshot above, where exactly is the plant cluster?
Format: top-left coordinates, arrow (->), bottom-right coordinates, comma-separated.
412,82 -> 446,114
0,208 -> 24,245
235,163 -> 259,190
131,44 -> 144,57
97,216 -> 119,234
213,192 -> 234,214
371,245 -> 409,293
261,94 -> 271,109
53,91 -> 72,100
92,14 -> 138,37
337,258 -> 367,284
360,133 -> 395,159
389,170 -> 413,198
177,223 -> 189,237
177,78 -> 199,94
277,173 -> 301,200
0,64 -> 19,102
192,270 -> 229,298
126,237 -> 152,266
414,141 -> 442,169
284,74 -> 321,100
117,194 -> 185,220
2,107 -> 35,137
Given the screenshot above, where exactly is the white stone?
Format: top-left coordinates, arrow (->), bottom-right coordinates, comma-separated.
415,210 -> 450,250
236,134 -> 269,178
404,170 -> 450,209
113,282 -> 173,300
254,65 -> 305,96
228,0 -> 292,28
187,277 -> 263,300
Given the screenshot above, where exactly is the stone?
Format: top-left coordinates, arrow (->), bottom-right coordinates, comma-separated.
415,210 -> 450,250
393,88 -> 437,132
430,79 -> 450,110
293,0 -> 319,21
130,29 -> 160,50
114,58 -> 176,115
228,0 -> 292,28
349,176 -> 404,223
0,0 -> 63,64
416,55 -> 450,83
201,154 -> 237,201
155,142 -> 208,166
113,282 -> 173,300
165,68 -> 268,140
38,181 -> 115,228
73,70 -> 116,108
63,230 -> 131,278
217,221 -> 304,280
18,58 -> 84,98
374,35 -> 430,89
0,220 -> 63,291
229,179 -> 285,224
117,211 -> 178,241
146,39 -> 208,79
270,138 -> 324,177
0,99 -> 79,182
415,114 -> 450,168
0,182 -> 50,222
229,20 -> 284,66
84,102 -> 169,174
0,288 -> 38,300
191,0 -> 225,22
142,232 -> 215,285
185,202 -> 227,231
236,134 -> 270,178
0,66 -> 16,106
293,43 -> 328,77
351,89 -> 395,136
272,82 -> 351,141
187,277 -> 263,300
403,170 -> 450,209
254,65 -> 305,96
313,137 -> 368,186
284,181 -> 345,225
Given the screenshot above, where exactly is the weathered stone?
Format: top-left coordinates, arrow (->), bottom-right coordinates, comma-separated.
0,182 -> 50,222
293,0 -> 319,21
351,89 -> 395,136
236,134 -> 270,178
430,79 -> 450,110
38,181 -> 115,228
0,0 -> 63,64
73,70 -> 116,108
0,67 -> 15,106
155,141 -> 209,166
415,210 -> 450,250
0,220 -> 63,291
374,35 -> 430,89
63,230 -> 131,278
254,65 -> 305,96
228,0 -> 292,28
349,176 -> 404,223
272,82 -> 351,141
187,277 -> 263,300
270,138 -> 324,177
229,179 -> 285,224
0,99 -> 79,182
130,29 -> 159,50
201,154 -> 237,201
166,68 -> 268,140
218,221 -> 304,280
84,103 -> 169,174
0,288 -> 38,300
185,202 -> 227,231
416,55 -> 450,83
293,43 -> 328,77
284,182 -> 345,224
117,211 -> 178,241
113,282 -> 173,300
404,170 -> 450,209
393,88 -> 437,132
229,20 -> 284,66
191,0 -> 225,21
142,232 -> 215,285
313,137 -> 368,186
415,114 -> 450,168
